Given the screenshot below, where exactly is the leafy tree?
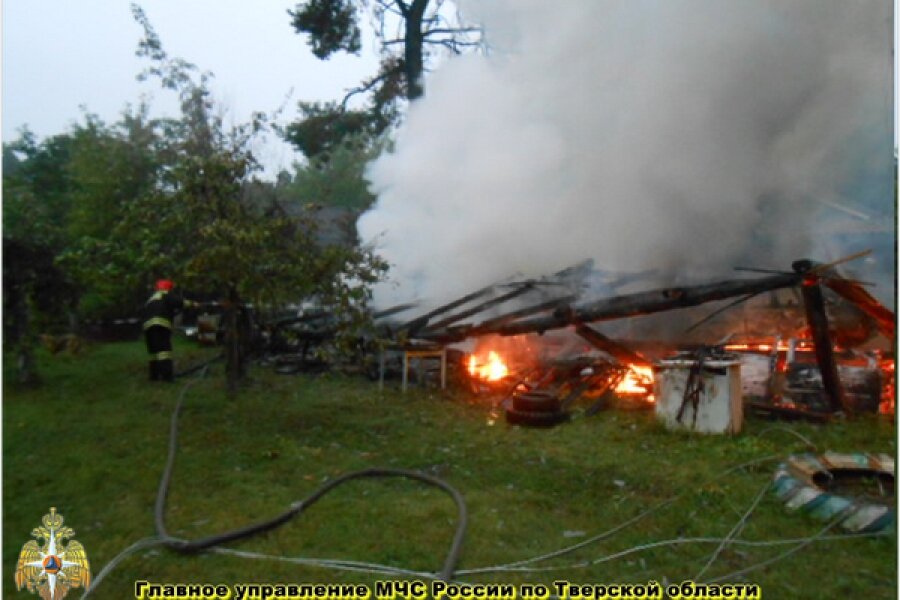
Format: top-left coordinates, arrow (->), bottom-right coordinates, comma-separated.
2,5 -> 388,388
3,130 -> 82,383
4,110 -> 165,323
2,237 -> 77,385
3,129 -> 76,252
121,4 -> 387,392
286,0 -> 481,157
59,108 -> 164,318
290,0 -> 480,102
282,101 -> 387,161
286,134 -> 382,210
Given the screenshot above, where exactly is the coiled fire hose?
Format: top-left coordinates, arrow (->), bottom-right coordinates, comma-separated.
83,367 -> 468,596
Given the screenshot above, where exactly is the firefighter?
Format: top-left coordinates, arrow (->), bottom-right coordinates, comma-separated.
143,279 -> 199,381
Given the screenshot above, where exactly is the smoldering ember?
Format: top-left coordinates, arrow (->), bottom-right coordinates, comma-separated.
3,0 -> 895,598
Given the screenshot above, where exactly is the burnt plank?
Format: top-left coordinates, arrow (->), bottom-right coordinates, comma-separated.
575,324 -> 650,366
422,284 -> 536,332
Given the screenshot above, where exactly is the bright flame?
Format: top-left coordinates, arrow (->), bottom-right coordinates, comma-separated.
468,351 -> 509,382
615,364 -> 655,401
879,358 -> 895,415
725,341 -> 819,353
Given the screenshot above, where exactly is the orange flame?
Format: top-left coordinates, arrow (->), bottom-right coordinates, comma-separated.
468,351 -> 509,382
615,364 -> 655,402
880,358 -> 895,415
725,341 -> 820,353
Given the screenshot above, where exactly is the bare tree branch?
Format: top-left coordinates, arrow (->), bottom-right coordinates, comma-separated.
340,65 -> 403,109
424,38 -> 481,54
375,0 -> 405,18
424,38 -> 482,47
423,26 -> 483,36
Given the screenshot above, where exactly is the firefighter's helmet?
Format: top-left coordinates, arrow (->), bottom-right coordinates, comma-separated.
155,279 -> 174,292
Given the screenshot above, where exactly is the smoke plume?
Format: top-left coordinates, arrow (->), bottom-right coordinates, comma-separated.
358,0 -> 893,309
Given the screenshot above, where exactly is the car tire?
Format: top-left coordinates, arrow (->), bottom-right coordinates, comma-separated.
513,391 -> 562,413
505,407 -> 569,427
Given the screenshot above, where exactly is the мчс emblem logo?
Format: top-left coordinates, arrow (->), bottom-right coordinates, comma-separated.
15,507 -> 91,600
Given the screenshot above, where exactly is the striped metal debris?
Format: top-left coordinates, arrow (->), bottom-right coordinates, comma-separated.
773,452 -> 894,533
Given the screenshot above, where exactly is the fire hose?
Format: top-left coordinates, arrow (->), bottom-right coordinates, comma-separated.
82,367 -> 468,597
81,363 -> 891,596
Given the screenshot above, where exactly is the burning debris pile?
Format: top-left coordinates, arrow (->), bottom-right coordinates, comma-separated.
250,245 -> 894,432
464,332 -> 656,427
732,340 -> 893,422
243,247 -> 893,433
377,253 -> 895,429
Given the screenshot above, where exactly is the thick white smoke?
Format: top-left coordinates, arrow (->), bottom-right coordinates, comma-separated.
358,0 -> 893,309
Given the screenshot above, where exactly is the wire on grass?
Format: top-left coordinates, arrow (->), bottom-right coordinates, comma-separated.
466,455 -> 779,573
694,479 -> 772,581
211,547 -> 435,579
706,514 -> 848,584
757,425 -> 817,450
456,531 -> 889,576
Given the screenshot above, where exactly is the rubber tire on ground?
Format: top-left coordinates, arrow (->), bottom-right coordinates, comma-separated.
513,391 -> 562,413
773,452 -> 895,533
505,407 -> 570,427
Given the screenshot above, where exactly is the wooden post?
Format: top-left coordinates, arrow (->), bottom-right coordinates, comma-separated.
796,273 -> 847,413
575,324 -> 650,366
402,351 -> 409,393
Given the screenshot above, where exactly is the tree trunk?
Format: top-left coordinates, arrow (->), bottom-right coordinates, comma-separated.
12,284 -> 40,386
404,0 -> 428,100
224,286 -> 245,396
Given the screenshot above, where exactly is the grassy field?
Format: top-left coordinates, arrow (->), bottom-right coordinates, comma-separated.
3,339 -> 896,599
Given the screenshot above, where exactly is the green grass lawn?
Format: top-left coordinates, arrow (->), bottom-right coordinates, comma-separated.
3,339 -> 896,599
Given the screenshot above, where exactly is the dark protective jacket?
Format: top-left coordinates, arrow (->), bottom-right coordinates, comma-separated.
142,290 -> 191,330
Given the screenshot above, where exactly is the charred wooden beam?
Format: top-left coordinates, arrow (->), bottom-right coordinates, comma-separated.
418,271 -> 802,342
604,268 -> 659,290
401,259 -> 592,336
498,272 -> 803,336
574,324 -> 650,366
793,260 -> 847,413
373,303 -> 419,320
585,369 -> 627,416
500,259 -> 593,289
554,258 -> 595,280
822,277 -> 895,338
560,369 -> 614,411
422,284 -> 536,332
458,295 -> 578,335
400,284 -> 494,335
